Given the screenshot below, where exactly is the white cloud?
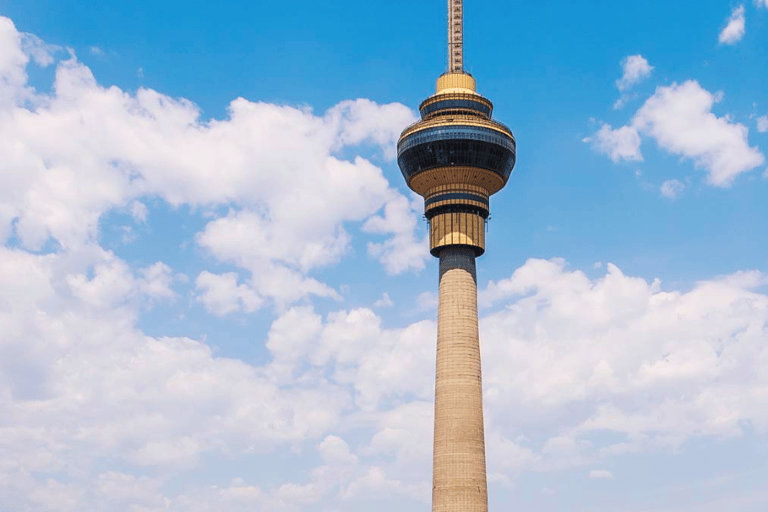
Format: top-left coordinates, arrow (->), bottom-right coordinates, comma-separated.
0,16 -> 422,287
130,200 -> 148,222
374,292 -> 394,308
589,469 -> 614,479
616,55 -> 653,92
582,124 -> 643,163
363,193 -> 430,275
758,0 -> 768,8
319,435 -> 359,466
0,17 -> 31,106
266,305 -> 435,409
197,209 -> 350,274
0,249 -> 353,502
65,253 -> 175,308
481,259 -> 768,450
719,6 -> 746,45
5,14 -> 768,512
266,305 -> 323,366
195,210 -> 344,306
587,81 -> 764,185
0,14 -> 432,321
195,271 -> 263,316
660,179 -> 685,199
3,244 -> 768,509
757,115 -> 768,133
633,81 -> 764,185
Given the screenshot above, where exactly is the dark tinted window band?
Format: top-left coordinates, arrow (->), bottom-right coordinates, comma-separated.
425,193 -> 489,207
425,203 -> 489,220
398,143 -> 515,180
421,99 -> 492,117
398,125 -> 516,155
397,133 -> 517,180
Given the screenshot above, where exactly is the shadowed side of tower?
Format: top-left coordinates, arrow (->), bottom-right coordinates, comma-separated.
395,2 -> 517,511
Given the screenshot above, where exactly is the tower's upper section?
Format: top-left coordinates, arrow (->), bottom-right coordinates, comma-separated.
395,0 -> 516,257
397,73 -> 516,196
396,1 -> 516,198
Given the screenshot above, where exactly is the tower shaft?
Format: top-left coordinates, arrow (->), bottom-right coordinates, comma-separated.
433,247 -> 487,512
448,0 -> 463,72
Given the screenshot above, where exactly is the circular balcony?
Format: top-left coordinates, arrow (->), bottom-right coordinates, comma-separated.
397,119 -> 517,185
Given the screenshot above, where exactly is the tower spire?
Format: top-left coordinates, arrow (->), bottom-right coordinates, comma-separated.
448,0 -> 463,72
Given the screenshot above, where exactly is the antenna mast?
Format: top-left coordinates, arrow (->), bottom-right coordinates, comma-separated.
448,0 -> 463,72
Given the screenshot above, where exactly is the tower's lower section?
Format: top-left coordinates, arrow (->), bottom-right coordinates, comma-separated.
429,210 -> 486,256
433,247 -> 487,512
425,183 -> 489,257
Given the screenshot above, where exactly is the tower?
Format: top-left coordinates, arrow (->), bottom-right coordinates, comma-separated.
396,1 -> 517,511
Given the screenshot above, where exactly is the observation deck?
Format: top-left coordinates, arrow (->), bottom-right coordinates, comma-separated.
396,72 -> 517,256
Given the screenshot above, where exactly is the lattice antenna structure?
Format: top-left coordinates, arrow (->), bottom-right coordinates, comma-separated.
448,0 -> 463,72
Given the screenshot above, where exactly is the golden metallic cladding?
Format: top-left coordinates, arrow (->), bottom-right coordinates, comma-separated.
408,166 -> 506,196
429,211 -> 486,255
424,185 -> 489,212
436,72 -> 476,93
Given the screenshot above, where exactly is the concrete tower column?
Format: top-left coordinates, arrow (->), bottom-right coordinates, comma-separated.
433,246 -> 487,512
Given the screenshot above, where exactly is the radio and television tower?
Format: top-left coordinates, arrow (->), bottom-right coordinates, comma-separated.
396,1 -> 517,511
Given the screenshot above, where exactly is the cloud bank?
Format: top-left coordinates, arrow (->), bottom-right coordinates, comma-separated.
586,80 -> 764,186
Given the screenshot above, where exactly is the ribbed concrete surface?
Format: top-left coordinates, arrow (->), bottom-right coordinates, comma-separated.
433,247 -> 487,512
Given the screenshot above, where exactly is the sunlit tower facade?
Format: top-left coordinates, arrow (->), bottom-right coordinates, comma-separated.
396,1 -> 517,511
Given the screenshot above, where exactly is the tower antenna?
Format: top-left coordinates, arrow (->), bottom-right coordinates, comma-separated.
448,0 -> 463,72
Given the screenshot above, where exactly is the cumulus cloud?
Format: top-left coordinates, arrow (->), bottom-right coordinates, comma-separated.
266,306 -> 435,409
582,124 -> 643,162
613,55 -> 653,109
0,15 -> 422,294
5,14 -> 768,512
616,55 -> 653,92
587,81 -> 764,185
633,81 -> 763,185
363,193 -> 430,275
0,245 -> 435,508
660,179 -> 685,199
0,17 -> 32,106
4,240 -> 768,509
195,210 -> 346,306
589,470 -> 614,479
481,259 -> 768,455
0,249 -> 355,510
195,271 -> 263,316
719,6 -> 746,45
757,115 -> 768,133
374,292 -> 394,308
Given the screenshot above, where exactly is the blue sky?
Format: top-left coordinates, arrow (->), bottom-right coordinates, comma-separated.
1,0 -> 768,511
